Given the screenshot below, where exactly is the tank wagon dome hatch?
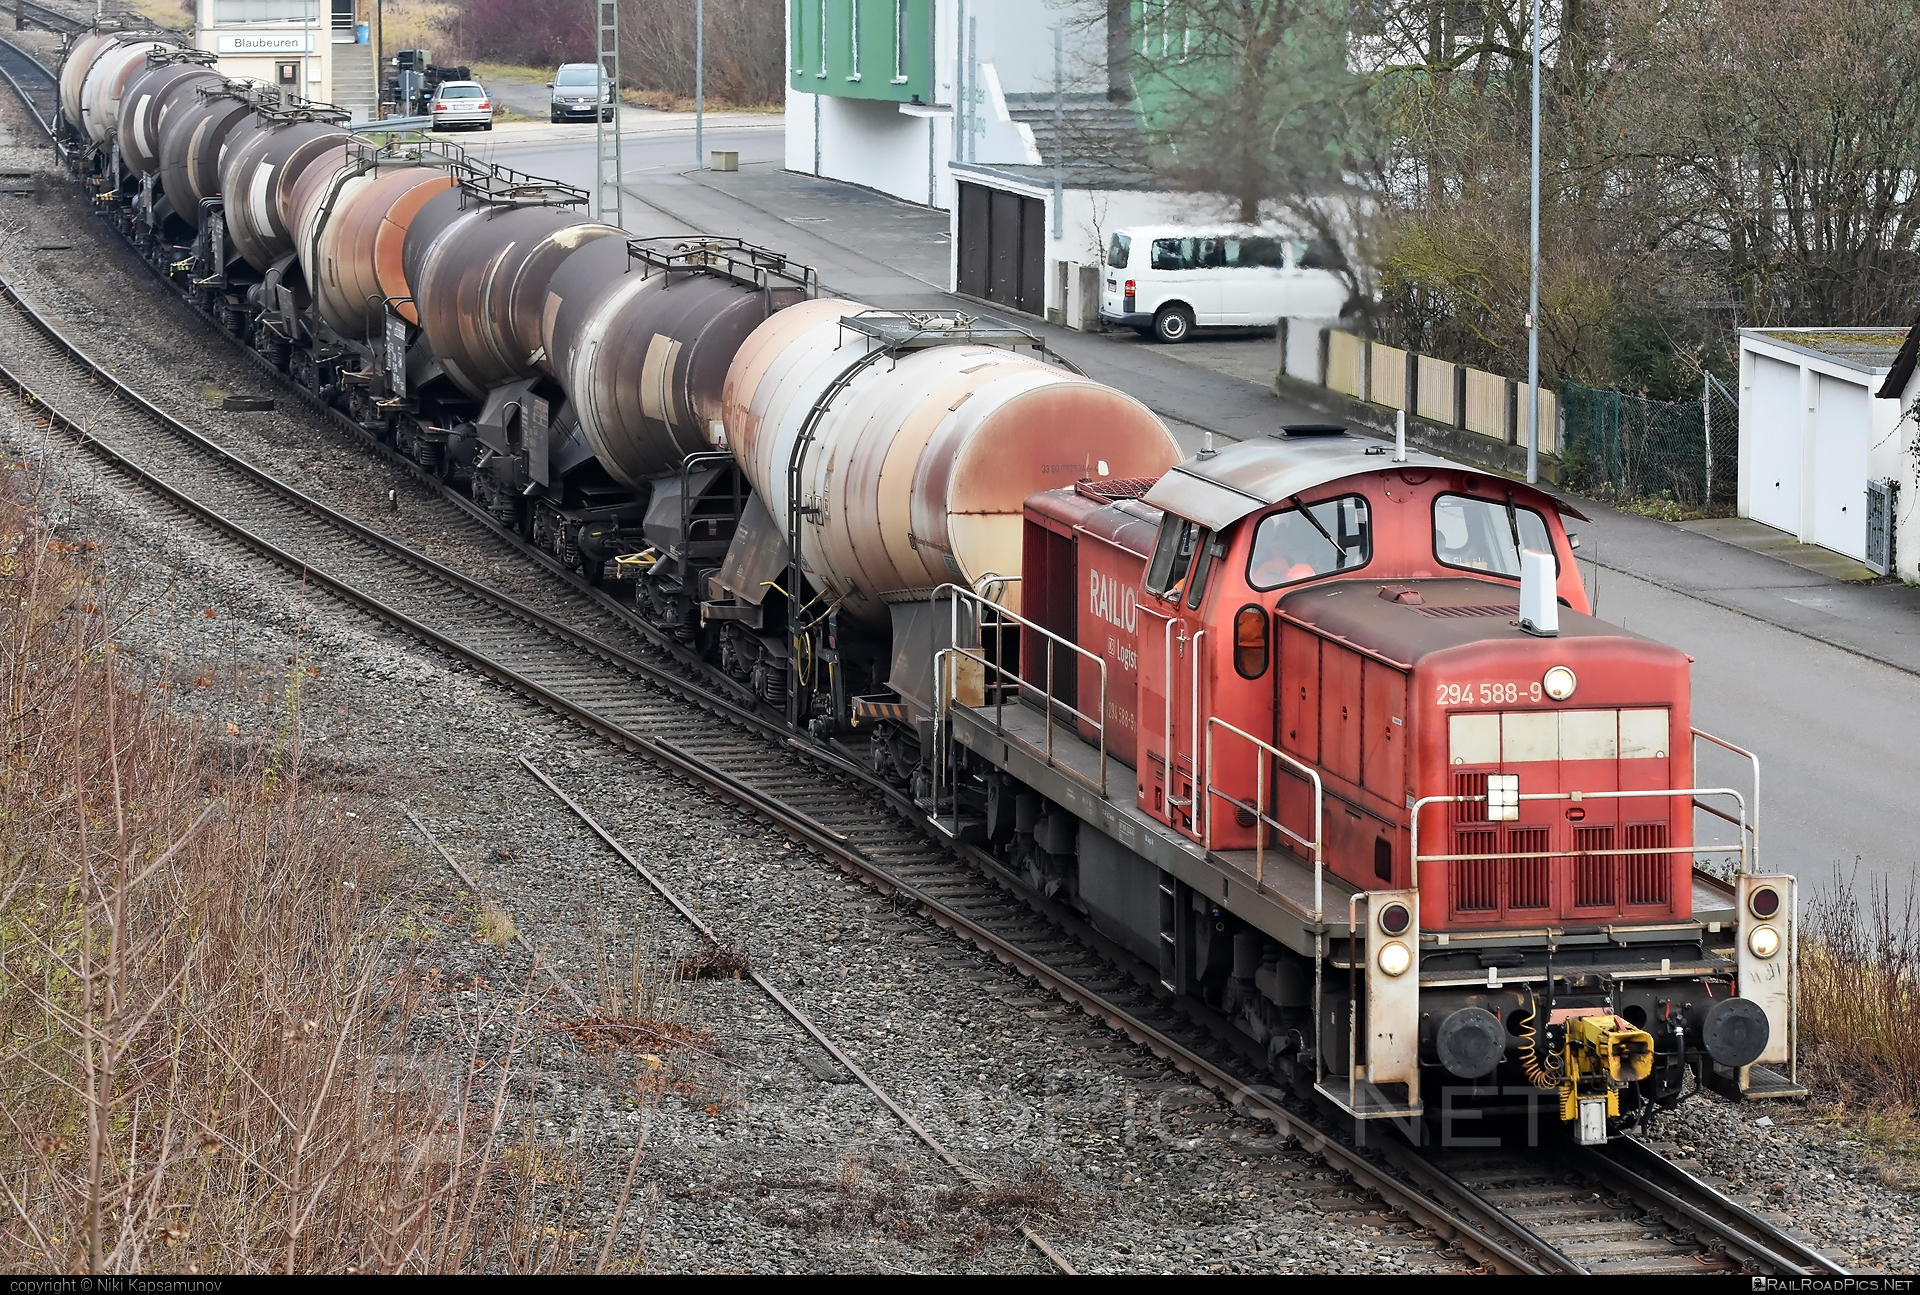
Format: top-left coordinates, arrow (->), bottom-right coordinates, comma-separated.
1143,428 -> 1591,531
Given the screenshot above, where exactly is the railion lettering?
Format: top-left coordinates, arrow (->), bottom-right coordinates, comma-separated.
1088,570 -> 1139,633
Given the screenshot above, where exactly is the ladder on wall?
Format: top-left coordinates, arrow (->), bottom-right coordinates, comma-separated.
595,0 -> 623,228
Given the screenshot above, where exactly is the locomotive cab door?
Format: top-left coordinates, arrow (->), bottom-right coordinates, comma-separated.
1139,514 -> 1223,838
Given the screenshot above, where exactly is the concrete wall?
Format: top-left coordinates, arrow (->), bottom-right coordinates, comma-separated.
785,87 -> 955,208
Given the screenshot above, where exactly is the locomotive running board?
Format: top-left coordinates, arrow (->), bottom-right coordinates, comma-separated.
1316,1079 -> 1424,1122
1707,1063 -> 1808,1102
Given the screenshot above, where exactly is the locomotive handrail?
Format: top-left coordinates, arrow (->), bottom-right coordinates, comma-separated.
1692,727 -> 1760,871
1409,786 -> 1750,890
1202,716 -> 1325,921
972,572 -> 1020,605
929,583 -> 1108,823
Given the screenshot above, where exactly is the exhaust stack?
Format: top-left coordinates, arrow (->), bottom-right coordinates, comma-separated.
1518,548 -> 1559,636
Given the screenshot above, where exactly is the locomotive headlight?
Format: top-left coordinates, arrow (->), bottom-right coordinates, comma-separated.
1543,666 -> 1577,701
1377,941 -> 1412,977
1748,924 -> 1781,959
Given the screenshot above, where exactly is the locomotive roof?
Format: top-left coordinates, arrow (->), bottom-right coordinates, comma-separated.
1142,432 -> 1586,531
1277,577 -> 1669,670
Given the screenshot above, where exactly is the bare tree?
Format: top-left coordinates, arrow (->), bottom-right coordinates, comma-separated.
1127,0 -> 1361,224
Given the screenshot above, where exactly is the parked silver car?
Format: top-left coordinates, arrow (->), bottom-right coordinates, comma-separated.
549,63 -> 613,123
430,80 -> 494,131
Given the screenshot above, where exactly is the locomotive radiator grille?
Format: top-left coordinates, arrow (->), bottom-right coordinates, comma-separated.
1624,822 -> 1671,905
1452,830 -> 1499,912
1573,825 -> 1615,908
1507,827 -> 1551,909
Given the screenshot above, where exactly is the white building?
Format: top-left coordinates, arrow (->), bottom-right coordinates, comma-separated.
1738,328 -> 1912,576
784,0 -> 1215,323
193,0 -> 379,122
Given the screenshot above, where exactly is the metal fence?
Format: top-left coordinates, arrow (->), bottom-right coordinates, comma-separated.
1560,374 -> 1739,510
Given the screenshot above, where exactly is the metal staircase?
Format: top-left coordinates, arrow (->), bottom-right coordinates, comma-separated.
329,39 -> 377,123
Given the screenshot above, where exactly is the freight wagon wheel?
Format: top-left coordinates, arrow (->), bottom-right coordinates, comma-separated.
1153,304 -> 1193,343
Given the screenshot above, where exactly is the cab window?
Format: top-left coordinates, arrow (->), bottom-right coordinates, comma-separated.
1146,515 -> 1204,598
1432,493 -> 1555,576
1295,238 -> 1344,270
1247,496 -> 1371,589
1107,233 -> 1131,269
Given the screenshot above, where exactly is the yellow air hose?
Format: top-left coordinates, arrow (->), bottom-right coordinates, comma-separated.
1519,993 -> 1563,1090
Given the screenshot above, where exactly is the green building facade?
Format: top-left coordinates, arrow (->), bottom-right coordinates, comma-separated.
789,0 -> 937,105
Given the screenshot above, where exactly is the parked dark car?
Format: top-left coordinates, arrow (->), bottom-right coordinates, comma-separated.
549,63 -> 613,123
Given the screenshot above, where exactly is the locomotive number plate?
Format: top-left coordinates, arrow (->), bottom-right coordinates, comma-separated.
1435,680 -> 1544,706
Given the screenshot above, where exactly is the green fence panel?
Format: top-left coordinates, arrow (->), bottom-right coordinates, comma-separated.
1560,377 -> 1738,509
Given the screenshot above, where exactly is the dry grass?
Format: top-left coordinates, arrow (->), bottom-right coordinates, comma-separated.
1794,876 -> 1920,1171
377,0 -> 457,59
0,456 -> 632,1273
111,0 -> 193,30
472,904 -> 516,948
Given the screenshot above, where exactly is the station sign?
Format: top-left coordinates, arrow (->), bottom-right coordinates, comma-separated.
213,32 -> 316,53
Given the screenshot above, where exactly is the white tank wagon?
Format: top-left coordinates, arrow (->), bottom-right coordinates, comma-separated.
720,304 -> 1182,628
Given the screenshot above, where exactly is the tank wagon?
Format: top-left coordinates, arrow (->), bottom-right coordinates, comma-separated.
53,31 -> 1797,1144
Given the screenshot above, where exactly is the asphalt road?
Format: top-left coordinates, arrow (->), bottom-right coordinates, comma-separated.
451,103 -> 1915,901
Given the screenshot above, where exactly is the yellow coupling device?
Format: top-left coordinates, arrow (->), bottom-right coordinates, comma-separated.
1556,1010 -> 1654,1130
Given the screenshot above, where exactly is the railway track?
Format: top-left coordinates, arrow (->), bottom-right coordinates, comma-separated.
0,38 -> 1860,1276
1382,1135 -> 1847,1275
0,24 -> 53,130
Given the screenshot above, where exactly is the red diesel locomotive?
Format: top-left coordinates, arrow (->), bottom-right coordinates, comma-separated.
913,426 -> 1793,1141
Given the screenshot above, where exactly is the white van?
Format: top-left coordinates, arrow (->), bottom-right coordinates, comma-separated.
1098,225 -> 1347,343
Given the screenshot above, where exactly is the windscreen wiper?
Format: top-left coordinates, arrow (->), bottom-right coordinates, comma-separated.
1290,494 -> 1346,564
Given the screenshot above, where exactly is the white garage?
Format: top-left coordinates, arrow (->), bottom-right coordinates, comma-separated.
1737,329 -> 1906,569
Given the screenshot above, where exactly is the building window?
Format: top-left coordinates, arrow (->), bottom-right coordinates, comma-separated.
893,0 -> 908,81
848,0 -> 861,80
817,0 -> 827,76
211,0 -> 316,23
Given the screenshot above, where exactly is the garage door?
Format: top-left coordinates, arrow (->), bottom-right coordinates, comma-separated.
1813,373 -> 1869,559
1747,356 -> 1801,534
956,181 -> 1044,316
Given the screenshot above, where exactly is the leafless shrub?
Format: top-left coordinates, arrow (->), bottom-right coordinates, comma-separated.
0,460 -> 628,1273
1798,874 -> 1920,1114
